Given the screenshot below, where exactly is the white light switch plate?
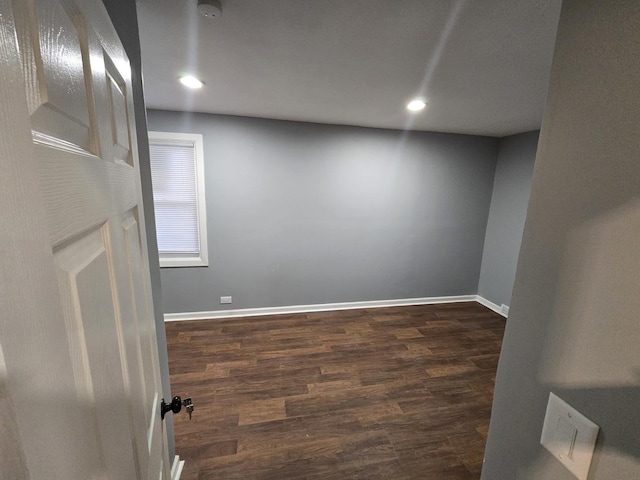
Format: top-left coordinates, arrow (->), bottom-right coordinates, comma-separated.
540,392 -> 599,480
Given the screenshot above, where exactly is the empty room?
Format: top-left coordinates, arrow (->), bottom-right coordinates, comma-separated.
137,0 -> 549,478
1,1 -> 639,480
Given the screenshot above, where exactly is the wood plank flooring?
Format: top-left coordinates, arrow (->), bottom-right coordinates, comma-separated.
165,302 -> 505,480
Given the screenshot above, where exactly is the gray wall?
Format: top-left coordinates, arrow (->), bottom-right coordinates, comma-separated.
147,110 -> 499,314
102,0 -> 175,457
482,1 -> 640,479
477,131 -> 539,308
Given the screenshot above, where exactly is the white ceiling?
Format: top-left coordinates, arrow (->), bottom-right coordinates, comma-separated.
136,0 -> 562,137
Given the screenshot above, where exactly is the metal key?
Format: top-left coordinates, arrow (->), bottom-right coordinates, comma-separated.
182,397 -> 194,420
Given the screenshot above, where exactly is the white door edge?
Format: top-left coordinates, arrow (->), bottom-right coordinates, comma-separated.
171,455 -> 185,480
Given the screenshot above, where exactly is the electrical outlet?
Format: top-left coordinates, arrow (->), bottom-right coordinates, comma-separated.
220,296 -> 232,304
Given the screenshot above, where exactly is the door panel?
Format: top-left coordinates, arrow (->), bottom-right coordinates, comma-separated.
123,212 -> 157,417
121,211 -> 168,479
15,0 -> 93,151
0,0 -> 170,478
106,63 -> 133,163
54,226 -> 114,403
54,225 -> 138,479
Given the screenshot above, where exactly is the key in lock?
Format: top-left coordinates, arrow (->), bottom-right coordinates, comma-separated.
182,397 -> 194,420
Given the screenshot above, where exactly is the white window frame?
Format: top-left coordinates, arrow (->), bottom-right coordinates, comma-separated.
148,131 -> 209,268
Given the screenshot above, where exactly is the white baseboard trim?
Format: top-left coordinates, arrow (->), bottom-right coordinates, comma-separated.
171,455 -> 185,480
164,295 -> 478,322
476,296 -> 509,318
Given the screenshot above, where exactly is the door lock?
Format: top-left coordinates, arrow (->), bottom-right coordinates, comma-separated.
161,396 -> 195,420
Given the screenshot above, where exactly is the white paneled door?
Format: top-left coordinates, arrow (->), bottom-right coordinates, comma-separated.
0,0 -> 170,478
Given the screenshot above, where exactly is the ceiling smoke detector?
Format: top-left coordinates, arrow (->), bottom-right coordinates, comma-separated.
198,0 -> 223,19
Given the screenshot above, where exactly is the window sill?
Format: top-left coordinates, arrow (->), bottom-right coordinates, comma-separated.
159,257 -> 208,268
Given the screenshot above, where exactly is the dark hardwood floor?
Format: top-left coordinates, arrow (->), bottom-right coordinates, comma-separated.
165,302 -> 505,480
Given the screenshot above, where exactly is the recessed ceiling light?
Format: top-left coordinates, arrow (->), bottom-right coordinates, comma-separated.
179,75 -> 204,89
407,99 -> 427,112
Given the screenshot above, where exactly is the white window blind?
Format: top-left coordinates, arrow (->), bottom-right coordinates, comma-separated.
148,132 -> 208,267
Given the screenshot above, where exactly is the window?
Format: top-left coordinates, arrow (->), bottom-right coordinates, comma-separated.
148,131 -> 208,267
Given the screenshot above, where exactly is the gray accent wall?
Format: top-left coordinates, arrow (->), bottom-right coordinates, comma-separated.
147,111 -> 499,314
102,0 -> 175,457
477,131 -> 539,308
482,1 -> 640,479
